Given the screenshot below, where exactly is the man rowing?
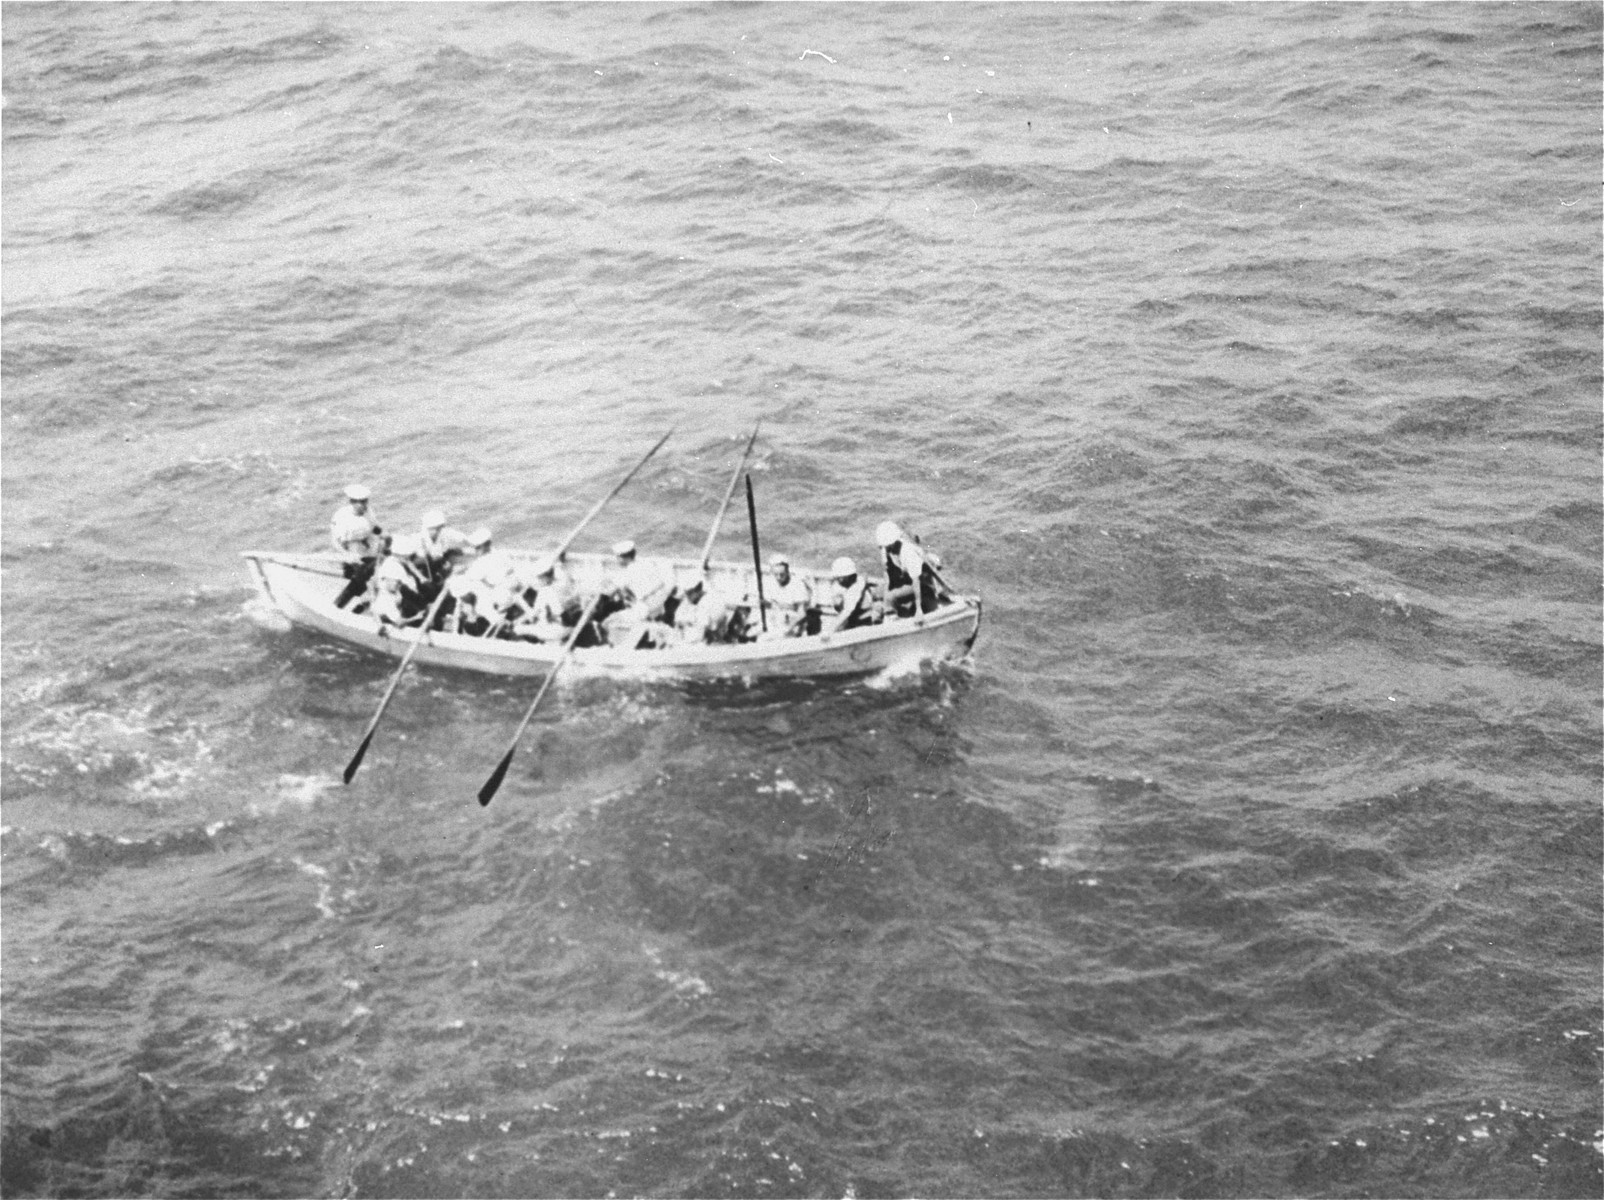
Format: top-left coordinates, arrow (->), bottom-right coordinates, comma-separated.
670,574 -> 732,645
510,556 -> 577,643
417,509 -> 470,596
459,527 -> 525,634
601,539 -> 674,647
370,535 -> 430,632
330,484 -> 384,608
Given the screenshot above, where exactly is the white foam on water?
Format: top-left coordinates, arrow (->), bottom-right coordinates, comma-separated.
250,773 -> 339,818
242,594 -> 293,632
7,697 -> 216,799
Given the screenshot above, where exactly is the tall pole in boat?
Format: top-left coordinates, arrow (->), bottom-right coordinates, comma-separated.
745,473 -> 768,633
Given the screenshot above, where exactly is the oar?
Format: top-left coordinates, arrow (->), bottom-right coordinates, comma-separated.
343,428 -> 672,786
698,421 -> 761,572
552,427 -> 675,561
745,473 -> 768,633
477,594 -> 601,807
342,586 -> 452,785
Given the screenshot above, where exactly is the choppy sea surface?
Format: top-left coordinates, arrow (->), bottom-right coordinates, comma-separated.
2,4 -> 1600,1197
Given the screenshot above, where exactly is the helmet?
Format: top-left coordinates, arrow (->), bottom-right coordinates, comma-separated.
344,483 -> 371,502
874,520 -> 902,547
420,509 -> 446,529
469,527 -> 493,547
612,539 -> 636,558
830,556 -> 857,579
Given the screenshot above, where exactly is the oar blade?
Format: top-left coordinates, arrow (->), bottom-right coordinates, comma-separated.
342,734 -> 374,786
478,748 -> 516,807
474,595 -> 600,810
340,589 -> 452,785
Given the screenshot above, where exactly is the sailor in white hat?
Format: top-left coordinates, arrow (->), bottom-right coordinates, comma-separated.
371,534 -> 430,630
876,519 -> 942,617
762,550 -> 814,638
459,528 -> 523,634
417,508 -> 470,594
598,538 -> 672,647
330,483 -> 383,608
670,572 -> 726,645
511,553 -> 577,644
612,539 -> 669,617
822,554 -> 877,634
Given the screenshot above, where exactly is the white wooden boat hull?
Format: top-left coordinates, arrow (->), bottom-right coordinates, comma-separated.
242,551 -> 981,681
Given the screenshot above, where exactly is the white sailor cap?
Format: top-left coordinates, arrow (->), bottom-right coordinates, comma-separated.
420,509 -> 446,529
769,551 -> 790,567
469,526 -> 494,547
830,556 -> 857,579
391,534 -> 422,558
531,556 -> 557,579
345,483 -> 371,502
612,539 -> 636,558
874,520 -> 903,547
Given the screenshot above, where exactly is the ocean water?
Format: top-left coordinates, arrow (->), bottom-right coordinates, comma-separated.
2,3 -> 1600,1197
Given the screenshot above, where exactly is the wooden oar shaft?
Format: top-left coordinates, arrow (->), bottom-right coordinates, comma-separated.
477,593 -> 601,807
745,473 -> 767,632
342,585 -> 452,785
699,421 -> 761,571
553,428 -> 673,561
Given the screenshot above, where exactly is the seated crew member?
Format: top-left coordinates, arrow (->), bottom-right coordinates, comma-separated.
602,540 -> 673,647
417,509 -> 470,597
398,535 -> 438,619
371,570 -> 411,631
510,557 -> 574,643
762,552 -> 813,638
460,527 -> 524,635
447,576 -> 490,637
670,574 -> 730,645
876,520 -> 948,617
372,535 -> 428,619
330,484 -> 383,608
821,556 -> 880,634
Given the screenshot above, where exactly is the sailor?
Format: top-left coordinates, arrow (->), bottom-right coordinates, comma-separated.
821,556 -> 878,633
330,484 -> 383,608
370,537 -> 427,632
600,539 -> 674,647
876,520 -> 946,617
460,527 -> 524,634
446,574 -> 489,637
510,557 -> 573,643
762,552 -> 813,638
373,535 -> 429,620
612,541 -> 672,616
417,509 -> 470,593
670,574 -> 727,645
370,570 -> 410,631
